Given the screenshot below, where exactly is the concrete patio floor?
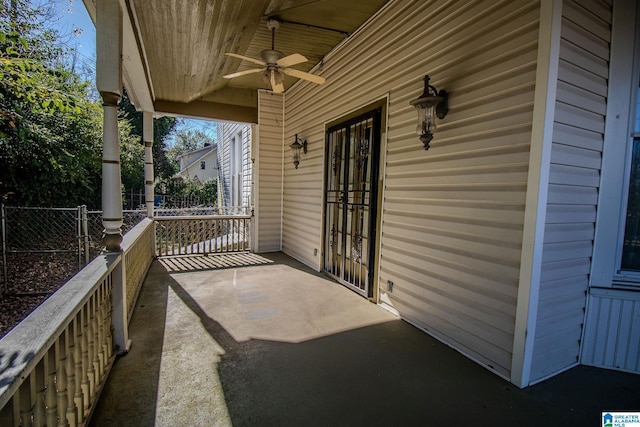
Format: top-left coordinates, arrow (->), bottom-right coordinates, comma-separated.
90,252 -> 639,427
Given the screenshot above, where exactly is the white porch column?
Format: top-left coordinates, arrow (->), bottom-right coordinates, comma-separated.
96,0 -> 130,353
97,0 -> 123,252
143,111 -> 154,218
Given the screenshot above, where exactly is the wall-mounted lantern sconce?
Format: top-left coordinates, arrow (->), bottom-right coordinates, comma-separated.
290,134 -> 307,169
409,75 -> 448,150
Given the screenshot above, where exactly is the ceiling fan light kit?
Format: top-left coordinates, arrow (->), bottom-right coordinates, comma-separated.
223,18 -> 326,93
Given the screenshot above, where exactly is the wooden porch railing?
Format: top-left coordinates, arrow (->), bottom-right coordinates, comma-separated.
123,219 -> 155,321
155,215 -> 251,256
0,218 -> 155,426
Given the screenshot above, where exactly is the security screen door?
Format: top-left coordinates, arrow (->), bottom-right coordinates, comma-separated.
323,108 -> 381,297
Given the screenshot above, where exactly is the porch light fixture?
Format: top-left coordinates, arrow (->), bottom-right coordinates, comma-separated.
410,75 -> 448,150
290,134 -> 307,169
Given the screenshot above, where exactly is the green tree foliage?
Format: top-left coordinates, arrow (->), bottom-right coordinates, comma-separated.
0,1 -> 104,207
118,89 -> 177,189
119,118 -> 144,198
161,178 -> 217,207
169,129 -> 214,156
0,1 -> 162,209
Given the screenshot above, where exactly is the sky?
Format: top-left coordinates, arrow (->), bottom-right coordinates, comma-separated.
44,0 -> 96,74
44,0 -> 218,146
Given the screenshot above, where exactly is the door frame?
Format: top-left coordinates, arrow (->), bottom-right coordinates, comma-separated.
321,97 -> 388,300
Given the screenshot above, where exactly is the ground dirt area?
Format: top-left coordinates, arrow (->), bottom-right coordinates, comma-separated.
0,252 -> 79,338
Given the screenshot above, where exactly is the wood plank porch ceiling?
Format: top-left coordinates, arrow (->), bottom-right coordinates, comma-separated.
123,0 -> 388,121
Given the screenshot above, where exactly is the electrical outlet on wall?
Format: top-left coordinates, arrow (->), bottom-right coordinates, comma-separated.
387,280 -> 394,292
314,248 -> 318,256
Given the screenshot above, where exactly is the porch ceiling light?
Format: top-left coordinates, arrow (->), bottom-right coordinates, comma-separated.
410,75 -> 448,150
290,134 -> 307,169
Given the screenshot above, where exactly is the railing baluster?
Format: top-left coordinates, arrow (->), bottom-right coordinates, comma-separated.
239,218 -> 243,251
105,280 -> 114,361
56,332 -> 69,427
91,295 -> 101,389
214,218 -> 219,253
33,360 -> 45,427
96,285 -> 104,378
19,379 -> 32,427
67,323 -> 78,427
0,396 -> 15,427
170,220 -> 174,256
223,218 -> 228,253
0,396 -> 13,426
73,310 -> 87,424
232,218 -> 235,251
46,346 -> 58,426
80,304 -> 93,410
185,219 -> 189,255
178,220 -> 183,255
198,219 -> 203,254
167,221 -> 172,256
205,218 -> 210,253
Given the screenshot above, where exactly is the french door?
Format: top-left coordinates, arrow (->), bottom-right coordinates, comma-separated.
323,108 -> 382,297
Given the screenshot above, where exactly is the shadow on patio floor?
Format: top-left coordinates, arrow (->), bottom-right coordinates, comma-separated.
91,252 -> 639,427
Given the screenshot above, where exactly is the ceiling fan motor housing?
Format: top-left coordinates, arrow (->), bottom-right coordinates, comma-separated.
261,49 -> 285,65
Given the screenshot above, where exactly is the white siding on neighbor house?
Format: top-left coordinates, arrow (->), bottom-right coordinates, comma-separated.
217,122 -> 252,207
529,0 -> 610,383
283,0 -> 540,380
581,288 -> 640,373
180,149 -> 218,183
255,90 -> 284,252
217,125 -> 231,205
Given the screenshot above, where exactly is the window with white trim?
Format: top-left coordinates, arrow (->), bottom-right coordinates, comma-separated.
591,0 -> 640,287
621,80 -> 640,271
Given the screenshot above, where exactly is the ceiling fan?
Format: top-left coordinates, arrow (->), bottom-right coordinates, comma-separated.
223,18 -> 326,93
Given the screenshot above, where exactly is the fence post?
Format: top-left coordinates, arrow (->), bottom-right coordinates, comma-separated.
1,204 -> 7,293
77,206 -> 82,271
82,206 -> 89,266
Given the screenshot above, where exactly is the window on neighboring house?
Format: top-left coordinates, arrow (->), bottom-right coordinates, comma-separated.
200,161 -> 206,170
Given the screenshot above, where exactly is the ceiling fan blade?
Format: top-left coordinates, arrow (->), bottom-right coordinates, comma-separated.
223,68 -> 265,79
270,70 -> 285,93
225,52 -> 266,66
276,53 -> 307,68
282,68 -> 326,85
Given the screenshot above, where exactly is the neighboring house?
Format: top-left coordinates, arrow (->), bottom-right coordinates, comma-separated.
175,144 -> 218,185
217,122 -> 252,209
91,0 -> 640,388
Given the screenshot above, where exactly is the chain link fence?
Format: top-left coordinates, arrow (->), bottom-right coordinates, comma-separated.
0,204 -> 247,296
0,205 -> 146,295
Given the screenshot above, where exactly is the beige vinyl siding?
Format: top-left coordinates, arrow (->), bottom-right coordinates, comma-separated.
529,0 -> 610,382
255,91 -> 284,252
284,0 -> 540,379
